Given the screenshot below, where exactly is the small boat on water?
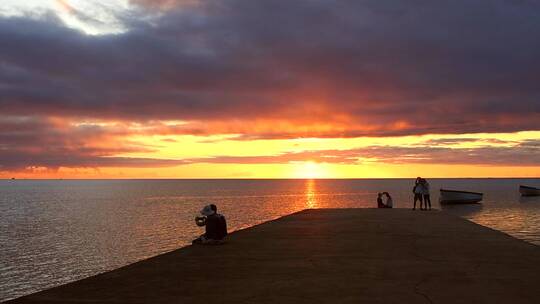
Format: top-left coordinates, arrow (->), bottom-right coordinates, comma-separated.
440,189 -> 483,204
519,185 -> 540,196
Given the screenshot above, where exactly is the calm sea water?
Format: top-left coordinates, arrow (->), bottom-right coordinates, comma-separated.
1,178 -> 539,301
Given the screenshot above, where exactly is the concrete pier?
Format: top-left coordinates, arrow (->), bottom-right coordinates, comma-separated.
6,209 -> 540,303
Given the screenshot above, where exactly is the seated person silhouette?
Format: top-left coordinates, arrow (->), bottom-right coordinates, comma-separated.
377,192 -> 393,208
377,193 -> 385,208
193,204 -> 228,245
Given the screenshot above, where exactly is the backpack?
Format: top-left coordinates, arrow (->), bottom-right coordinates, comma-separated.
216,214 -> 228,239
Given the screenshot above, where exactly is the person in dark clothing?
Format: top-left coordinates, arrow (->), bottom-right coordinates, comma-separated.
421,178 -> 432,210
193,204 -> 227,245
413,177 -> 424,210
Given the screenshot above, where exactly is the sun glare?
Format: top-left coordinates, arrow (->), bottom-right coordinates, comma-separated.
294,161 -> 326,179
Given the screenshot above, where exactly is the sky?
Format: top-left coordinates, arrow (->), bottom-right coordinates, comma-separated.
0,0 -> 539,178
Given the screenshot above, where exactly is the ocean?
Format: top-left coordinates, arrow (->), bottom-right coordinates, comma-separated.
1,178 -> 539,301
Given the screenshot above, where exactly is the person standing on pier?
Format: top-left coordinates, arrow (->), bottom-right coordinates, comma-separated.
422,179 -> 431,210
412,177 -> 424,210
384,192 -> 393,208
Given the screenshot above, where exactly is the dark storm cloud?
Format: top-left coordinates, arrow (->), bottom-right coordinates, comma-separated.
1,0 -> 540,138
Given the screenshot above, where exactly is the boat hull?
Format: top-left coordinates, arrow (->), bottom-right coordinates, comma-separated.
440,189 -> 483,204
520,185 -> 540,196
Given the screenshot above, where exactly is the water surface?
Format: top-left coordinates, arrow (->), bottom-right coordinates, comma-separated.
1,178 -> 539,301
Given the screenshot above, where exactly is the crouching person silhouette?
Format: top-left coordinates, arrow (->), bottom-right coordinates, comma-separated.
193,204 -> 228,245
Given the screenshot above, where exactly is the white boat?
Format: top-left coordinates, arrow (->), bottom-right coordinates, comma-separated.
519,185 -> 540,196
440,189 -> 483,204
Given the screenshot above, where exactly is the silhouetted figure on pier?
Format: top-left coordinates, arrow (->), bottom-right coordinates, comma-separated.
193,204 -> 228,245
421,178 -> 431,210
377,192 -> 393,208
377,193 -> 385,208
413,177 -> 424,210
384,192 -> 393,208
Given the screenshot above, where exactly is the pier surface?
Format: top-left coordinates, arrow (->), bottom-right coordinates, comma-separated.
6,209 -> 540,304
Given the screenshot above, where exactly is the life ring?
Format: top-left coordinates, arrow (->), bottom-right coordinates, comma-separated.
195,216 -> 206,227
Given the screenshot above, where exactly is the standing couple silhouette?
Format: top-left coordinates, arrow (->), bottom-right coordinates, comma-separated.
413,177 -> 431,210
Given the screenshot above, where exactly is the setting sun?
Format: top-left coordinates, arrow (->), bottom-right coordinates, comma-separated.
293,161 -> 327,179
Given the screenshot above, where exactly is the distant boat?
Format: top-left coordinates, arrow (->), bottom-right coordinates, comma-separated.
440,189 -> 483,204
519,185 -> 540,197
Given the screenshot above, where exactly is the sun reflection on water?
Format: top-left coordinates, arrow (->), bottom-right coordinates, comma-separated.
306,179 -> 318,209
